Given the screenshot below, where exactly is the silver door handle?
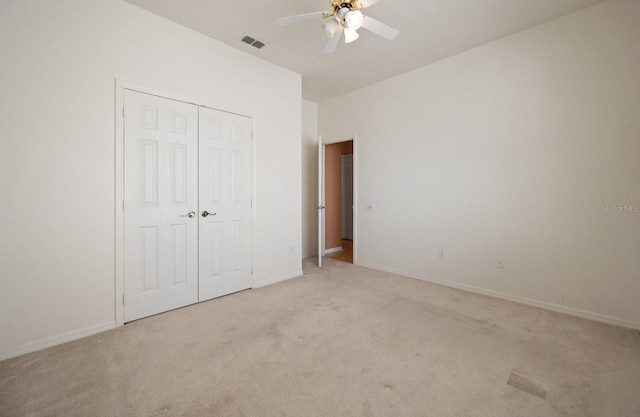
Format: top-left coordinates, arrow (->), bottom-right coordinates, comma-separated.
181,211 -> 196,218
201,211 -> 217,217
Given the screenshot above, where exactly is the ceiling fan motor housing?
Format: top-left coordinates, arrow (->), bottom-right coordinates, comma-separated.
331,0 -> 363,13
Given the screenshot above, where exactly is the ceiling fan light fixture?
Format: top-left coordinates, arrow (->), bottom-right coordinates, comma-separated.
274,0 -> 400,53
344,27 -> 360,43
345,10 -> 364,30
337,7 -> 350,21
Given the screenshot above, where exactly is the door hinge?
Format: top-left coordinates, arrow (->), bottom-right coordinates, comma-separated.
122,200 -> 125,211
122,294 -> 125,305
122,107 -> 125,117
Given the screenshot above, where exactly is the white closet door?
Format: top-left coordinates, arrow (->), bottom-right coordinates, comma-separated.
123,90 -> 199,322
198,106 -> 252,302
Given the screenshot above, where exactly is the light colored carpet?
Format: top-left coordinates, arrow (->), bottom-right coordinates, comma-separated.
1,258 -> 639,417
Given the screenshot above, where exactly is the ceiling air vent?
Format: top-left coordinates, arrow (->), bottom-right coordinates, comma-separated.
240,33 -> 267,50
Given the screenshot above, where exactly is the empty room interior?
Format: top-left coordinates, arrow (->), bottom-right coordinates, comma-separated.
1,0 -> 639,416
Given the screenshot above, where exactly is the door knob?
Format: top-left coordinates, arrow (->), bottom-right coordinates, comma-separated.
181,211 -> 196,218
201,211 -> 217,217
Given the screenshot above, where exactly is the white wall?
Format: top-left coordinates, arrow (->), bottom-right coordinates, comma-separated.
0,0 -> 302,359
301,100 -> 318,259
318,0 -> 640,328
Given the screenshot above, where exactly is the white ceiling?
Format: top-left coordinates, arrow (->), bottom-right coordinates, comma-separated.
123,0 -> 605,102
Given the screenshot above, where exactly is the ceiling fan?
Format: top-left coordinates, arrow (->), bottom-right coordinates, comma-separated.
275,0 -> 400,54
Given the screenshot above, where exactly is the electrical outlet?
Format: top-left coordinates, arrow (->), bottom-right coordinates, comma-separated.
289,246 -> 295,255
496,257 -> 505,269
438,249 -> 445,259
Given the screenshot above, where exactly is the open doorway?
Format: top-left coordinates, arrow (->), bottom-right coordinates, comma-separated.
324,140 -> 353,264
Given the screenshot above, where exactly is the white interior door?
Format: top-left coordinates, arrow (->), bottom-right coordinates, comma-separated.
198,106 -> 252,301
317,135 -> 325,268
123,90 -> 199,322
341,155 -> 353,240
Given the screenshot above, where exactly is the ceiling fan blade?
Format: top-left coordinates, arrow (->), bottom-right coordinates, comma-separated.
359,0 -> 382,8
360,15 -> 399,40
275,11 -> 325,26
324,26 -> 344,54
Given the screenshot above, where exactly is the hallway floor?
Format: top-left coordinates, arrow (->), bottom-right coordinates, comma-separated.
328,239 -> 353,264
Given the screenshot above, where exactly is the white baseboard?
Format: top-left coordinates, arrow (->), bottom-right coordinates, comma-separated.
253,270 -> 303,289
324,246 -> 343,255
356,261 -> 640,331
0,321 -> 116,361
1,270 -> 304,361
